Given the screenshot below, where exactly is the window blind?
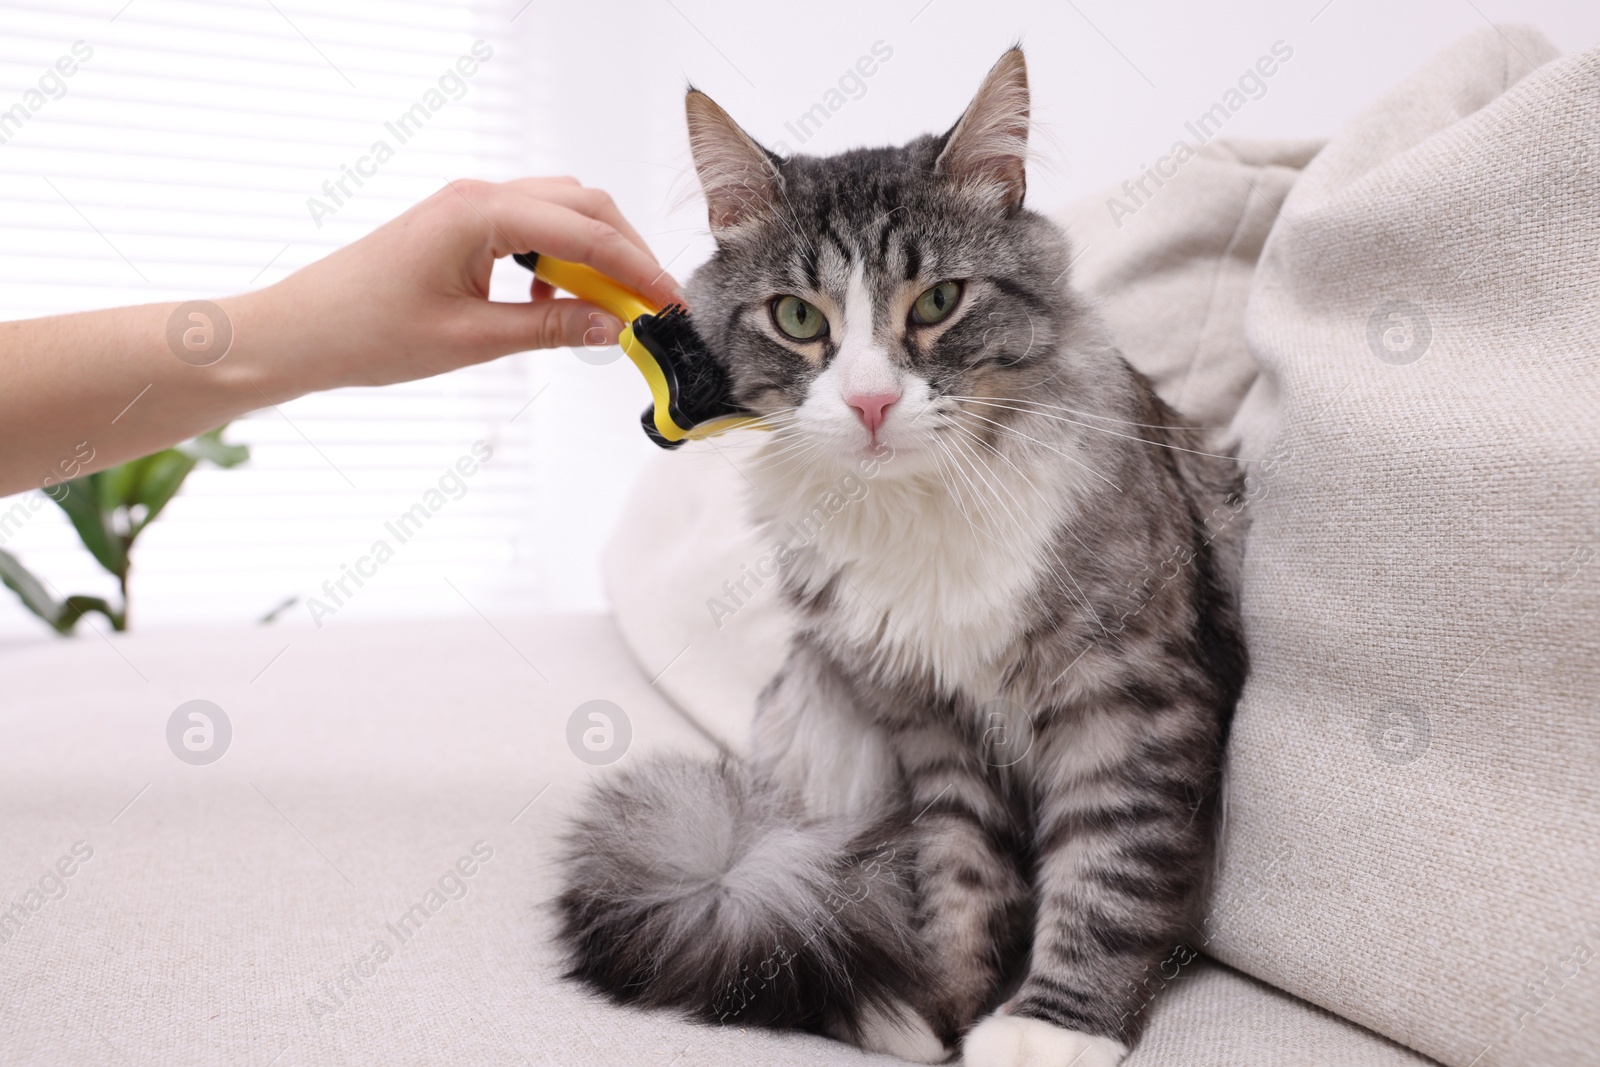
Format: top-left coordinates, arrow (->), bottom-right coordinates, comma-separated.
0,0 -> 566,639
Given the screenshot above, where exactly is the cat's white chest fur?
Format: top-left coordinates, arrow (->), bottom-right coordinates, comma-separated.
760,452 -> 1081,701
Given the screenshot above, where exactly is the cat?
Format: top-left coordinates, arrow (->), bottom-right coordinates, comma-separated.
556,48 -> 1249,1067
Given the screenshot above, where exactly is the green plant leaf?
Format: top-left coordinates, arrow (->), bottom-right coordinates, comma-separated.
179,427 -> 250,469
125,425 -> 247,540
99,454 -> 153,512
58,595 -> 124,633
26,424 -> 249,630
48,474 -> 127,579
0,547 -> 62,629
128,449 -> 198,539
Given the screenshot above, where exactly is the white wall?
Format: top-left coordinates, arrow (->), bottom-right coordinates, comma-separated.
1,0 -> 1595,641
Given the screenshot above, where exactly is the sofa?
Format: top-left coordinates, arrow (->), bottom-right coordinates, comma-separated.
3,24 -> 1595,1067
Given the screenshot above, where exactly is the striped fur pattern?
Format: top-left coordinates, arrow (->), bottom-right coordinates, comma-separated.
556,49 -> 1249,1067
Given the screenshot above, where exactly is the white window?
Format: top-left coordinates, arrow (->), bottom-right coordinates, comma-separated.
0,0 -> 670,638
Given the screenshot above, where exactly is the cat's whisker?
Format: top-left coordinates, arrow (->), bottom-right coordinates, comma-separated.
746,427 -> 824,467
940,433 -> 1016,549
945,418 -> 1056,533
943,432 -> 1094,635
748,410 -> 805,439
927,449 -> 968,526
951,397 -> 1238,461
942,433 -> 1000,528
944,406 -> 1123,494
943,393 -> 1219,433
922,444 -> 962,514
942,425 -> 1038,544
928,434 -> 999,545
926,435 -> 975,520
751,437 -> 827,473
947,433 -> 1055,544
945,415 -> 1118,642
958,420 -> 1120,633
751,428 -> 810,454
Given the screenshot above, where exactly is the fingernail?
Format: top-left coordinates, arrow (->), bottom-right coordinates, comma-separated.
583,311 -> 624,348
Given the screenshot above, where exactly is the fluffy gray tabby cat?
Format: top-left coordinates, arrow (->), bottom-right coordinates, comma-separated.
557,48 -> 1249,1067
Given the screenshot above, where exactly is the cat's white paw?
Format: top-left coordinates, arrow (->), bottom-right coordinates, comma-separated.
856,999 -> 951,1063
962,1014 -> 1126,1067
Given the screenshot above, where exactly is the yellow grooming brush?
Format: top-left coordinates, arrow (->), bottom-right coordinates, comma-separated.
513,252 -> 762,449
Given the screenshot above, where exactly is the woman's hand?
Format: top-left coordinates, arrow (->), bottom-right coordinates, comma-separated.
242,176 -> 681,394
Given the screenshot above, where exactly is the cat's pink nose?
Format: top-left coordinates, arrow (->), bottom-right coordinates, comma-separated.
847,391 -> 899,435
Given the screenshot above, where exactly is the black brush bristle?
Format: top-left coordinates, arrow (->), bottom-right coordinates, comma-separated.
629,304 -> 749,449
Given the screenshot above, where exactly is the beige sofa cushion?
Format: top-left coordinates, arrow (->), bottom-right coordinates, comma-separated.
1210,23 -> 1599,1067
1056,137 -> 1321,432
1127,959 -> 1437,1067
603,432 -> 788,748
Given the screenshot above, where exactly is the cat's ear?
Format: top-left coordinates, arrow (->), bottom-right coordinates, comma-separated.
935,48 -> 1029,212
685,89 -> 782,234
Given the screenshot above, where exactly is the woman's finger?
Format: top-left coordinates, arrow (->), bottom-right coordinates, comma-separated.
476,295 -> 624,354
505,179 -> 655,261
478,189 -> 681,309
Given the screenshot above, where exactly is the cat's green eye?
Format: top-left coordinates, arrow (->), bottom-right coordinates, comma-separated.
910,280 -> 962,325
771,295 -> 827,340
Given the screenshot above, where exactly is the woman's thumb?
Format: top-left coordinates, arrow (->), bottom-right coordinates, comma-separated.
482,297 -> 624,354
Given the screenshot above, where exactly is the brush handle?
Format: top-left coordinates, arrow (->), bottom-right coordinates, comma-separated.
512,252 -> 657,325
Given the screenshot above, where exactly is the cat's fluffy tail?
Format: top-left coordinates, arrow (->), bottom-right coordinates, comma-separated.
555,755 -> 928,1039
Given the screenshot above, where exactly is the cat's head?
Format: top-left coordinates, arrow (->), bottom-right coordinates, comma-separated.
683,48 -> 1084,480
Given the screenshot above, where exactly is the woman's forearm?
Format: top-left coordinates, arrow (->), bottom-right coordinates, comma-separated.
0,293 -> 272,497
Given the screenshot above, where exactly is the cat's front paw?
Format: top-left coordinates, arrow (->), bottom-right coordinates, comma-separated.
962,1014 -> 1125,1067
